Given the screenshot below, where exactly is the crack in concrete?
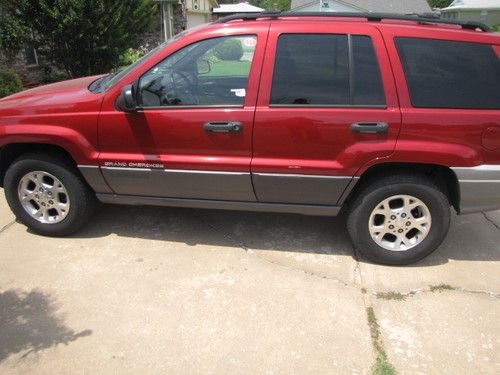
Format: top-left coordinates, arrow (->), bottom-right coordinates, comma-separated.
198,216 -> 353,287
482,212 -> 500,231
0,220 -> 16,235
199,214 -> 498,374
373,286 -> 500,300
198,215 -> 500,299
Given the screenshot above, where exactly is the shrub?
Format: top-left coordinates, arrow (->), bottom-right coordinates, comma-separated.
214,39 -> 243,61
493,24 -> 500,33
5,0 -> 157,77
118,48 -> 145,69
0,69 -> 23,98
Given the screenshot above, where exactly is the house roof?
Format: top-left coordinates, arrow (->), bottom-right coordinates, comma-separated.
442,0 -> 500,11
291,0 -> 431,13
213,2 -> 265,14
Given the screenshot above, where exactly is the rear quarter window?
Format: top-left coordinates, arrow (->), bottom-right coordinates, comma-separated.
395,37 -> 500,110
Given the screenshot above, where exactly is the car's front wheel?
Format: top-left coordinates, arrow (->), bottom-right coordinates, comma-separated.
4,153 -> 95,236
347,174 -> 451,265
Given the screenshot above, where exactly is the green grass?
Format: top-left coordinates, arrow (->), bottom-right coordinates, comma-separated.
429,284 -> 456,293
374,354 -> 397,375
376,291 -> 406,301
366,307 -> 397,375
203,60 -> 251,77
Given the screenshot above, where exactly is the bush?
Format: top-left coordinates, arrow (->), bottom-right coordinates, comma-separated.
0,69 -> 23,98
118,48 -> 144,69
40,66 -> 70,84
6,0 -> 157,77
493,24 -> 500,33
214,39 -> 243,61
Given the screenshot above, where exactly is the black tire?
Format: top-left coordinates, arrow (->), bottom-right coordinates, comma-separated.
347,174 -> 450,265
4,153 -> 96,236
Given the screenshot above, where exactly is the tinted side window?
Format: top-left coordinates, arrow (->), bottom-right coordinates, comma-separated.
271,34 -> 350,105
396,38 -> 500,109
270,34 -> 385,106
351,35 -> 385,106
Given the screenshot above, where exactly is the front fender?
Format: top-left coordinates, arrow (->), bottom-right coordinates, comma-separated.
0,124 -> 98,164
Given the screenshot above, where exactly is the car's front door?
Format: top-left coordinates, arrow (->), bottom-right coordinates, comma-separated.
252,22 -> 401,206
98,29 -> 268,201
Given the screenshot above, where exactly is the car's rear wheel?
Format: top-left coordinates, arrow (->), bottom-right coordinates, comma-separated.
4,153 -> 95,236
347,174 -> 451,265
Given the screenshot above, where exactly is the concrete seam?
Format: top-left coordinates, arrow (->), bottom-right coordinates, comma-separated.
198,215 -> 353,287
482,212 -> 500,231
373,287 -> 499,300
0,220 -> 16,235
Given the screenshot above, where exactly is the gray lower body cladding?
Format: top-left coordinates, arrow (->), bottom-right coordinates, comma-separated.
80,166 -> 354,216
452,165 -> 500,214
96,193 -> 341,216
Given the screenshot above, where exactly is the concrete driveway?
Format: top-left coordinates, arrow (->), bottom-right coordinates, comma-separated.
0,189 -> 499,374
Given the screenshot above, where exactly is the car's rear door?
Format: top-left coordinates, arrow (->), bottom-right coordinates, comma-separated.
252,21 -> 401,205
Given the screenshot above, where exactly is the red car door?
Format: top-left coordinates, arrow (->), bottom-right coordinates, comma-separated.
252,21 -> 401,205
97,24 -> 269,201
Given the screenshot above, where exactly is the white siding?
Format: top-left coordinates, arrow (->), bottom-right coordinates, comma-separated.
294,1 -> 360,12
187,12 -> 209,29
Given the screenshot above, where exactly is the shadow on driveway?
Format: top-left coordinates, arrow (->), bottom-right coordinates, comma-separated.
0,289 -> 92,362
67,204 -> 500,266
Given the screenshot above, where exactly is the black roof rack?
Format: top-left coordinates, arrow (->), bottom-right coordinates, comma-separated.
214,11 -> 491,32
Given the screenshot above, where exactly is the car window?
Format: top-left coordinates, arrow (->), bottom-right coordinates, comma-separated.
270,34 -> 385,107
396,37 -> 500,109
138,35 -> 257,107
351,35 -> 386,106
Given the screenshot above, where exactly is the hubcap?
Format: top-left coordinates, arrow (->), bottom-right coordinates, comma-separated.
17,171 -> 70,224
368,195 -> 431,252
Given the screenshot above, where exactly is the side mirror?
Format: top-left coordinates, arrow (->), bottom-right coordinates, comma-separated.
116,84 -> 137,112
197,59 -> 211,75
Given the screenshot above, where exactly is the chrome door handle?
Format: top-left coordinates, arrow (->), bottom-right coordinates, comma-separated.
203,121 -> 243,133
351,122 -> 389,134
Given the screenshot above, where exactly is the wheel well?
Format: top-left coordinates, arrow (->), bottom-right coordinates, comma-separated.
0,143 -> 77,187
344,163 -> 460,213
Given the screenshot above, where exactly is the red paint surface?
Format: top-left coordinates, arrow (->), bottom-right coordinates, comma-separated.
0,18 -> 499,178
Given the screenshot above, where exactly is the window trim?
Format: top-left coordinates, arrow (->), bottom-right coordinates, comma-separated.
137,104 -> 243,111
269,33 -> 387,109
138,34 -> 258,110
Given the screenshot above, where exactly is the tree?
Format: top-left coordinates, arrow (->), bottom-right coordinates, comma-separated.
427,0 -> 454,9
0,2 -> 30,60
11,0 -> 157,77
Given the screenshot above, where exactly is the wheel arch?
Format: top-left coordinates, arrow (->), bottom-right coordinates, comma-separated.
0,143 -> 79,187
342,162 -> 460,213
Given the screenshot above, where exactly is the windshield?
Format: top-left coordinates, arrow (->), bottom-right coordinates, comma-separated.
89,32 -> 186,93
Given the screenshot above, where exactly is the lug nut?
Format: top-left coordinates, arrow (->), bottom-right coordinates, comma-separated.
398,229 -> 403,233
401,213 -> 406,218
406,221 -> 411,226
389,225 -> 394,229
390,215 -> 396,220
49,200 -> 53,205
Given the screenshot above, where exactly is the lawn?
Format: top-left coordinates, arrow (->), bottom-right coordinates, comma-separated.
204,60 -> 252,77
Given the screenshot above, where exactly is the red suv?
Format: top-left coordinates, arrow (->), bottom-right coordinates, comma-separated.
1,13 -> 499,264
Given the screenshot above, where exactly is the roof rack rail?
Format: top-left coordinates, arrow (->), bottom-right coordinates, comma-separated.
214,11 -> 491,32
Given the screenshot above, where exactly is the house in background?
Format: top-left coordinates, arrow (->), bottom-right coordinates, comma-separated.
290,0 -> 431,14
213,2 -> 265,18
156,0 -> 219,41
440,0 -> 500,27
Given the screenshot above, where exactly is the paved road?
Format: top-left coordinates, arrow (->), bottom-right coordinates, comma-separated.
0,190 -> 499,374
